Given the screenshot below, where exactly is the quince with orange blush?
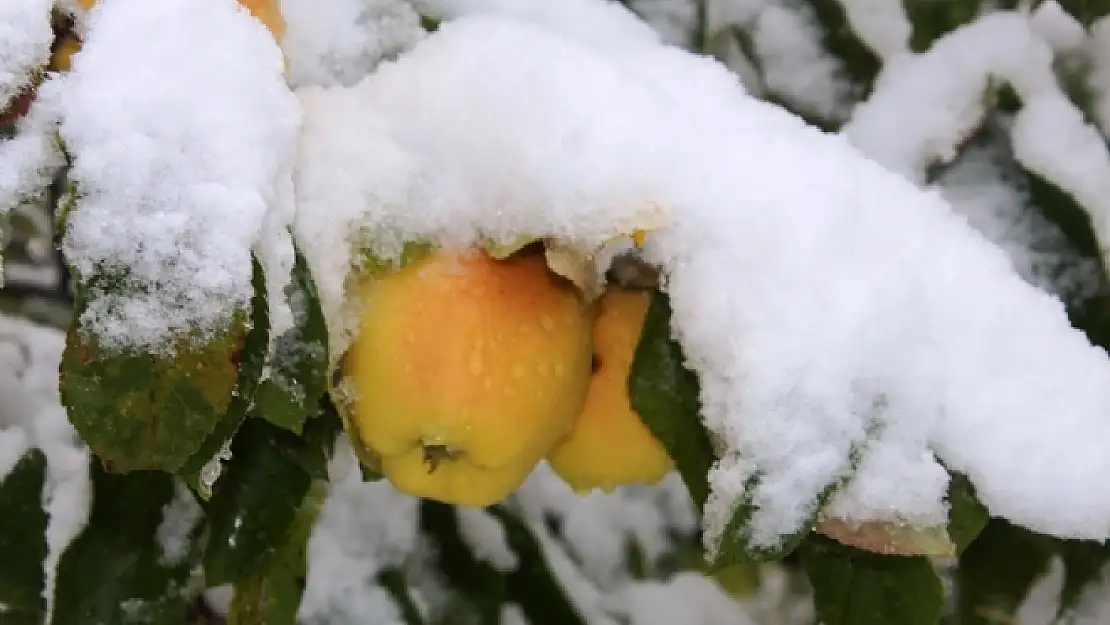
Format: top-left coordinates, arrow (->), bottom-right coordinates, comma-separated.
547,287 -> 673,492
343,247 -> 594,507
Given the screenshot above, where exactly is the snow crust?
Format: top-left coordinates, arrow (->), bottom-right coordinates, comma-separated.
46,0 -> 299,352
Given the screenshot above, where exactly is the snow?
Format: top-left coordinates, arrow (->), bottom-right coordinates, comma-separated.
1012,92 -> 1110,259
0,427 -> 28,482
938,127 -> 1101,300
44,0 -> 300,352
0,97 -> 64,268
155,480 -> 203,565
0,0 -> 53,110
280,0 -> 426,89
298,438 -> 418,624
456,506 -> 518,572
0,315 -> 91,621
1029,1 -> 1086,54
832,0 -> 910,60
844,13 -> 1057,182
291,9 -> 1110,557
1090,17 -> 1110,135
705,0 -> 853,123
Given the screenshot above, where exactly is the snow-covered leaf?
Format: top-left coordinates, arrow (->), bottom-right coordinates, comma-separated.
59,300 -> 245,474
419,500 -> 506,623
253,244 -> 329,435
628,290 -> 714,511
52,460 -> 196,625
488,505 -> 586,625
0,447 -> 47,625
801,534 -> 943,625
203,419 -> 313,587
178,258 -> 271,497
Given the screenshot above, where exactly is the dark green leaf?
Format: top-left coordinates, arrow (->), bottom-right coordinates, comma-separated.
956,519 -> 1054,625
803,0 -> 882,98
628,290 -> 714,511
904,0 -> 983,52
946,472 -> 989,555
178,257 -> 271,496
52,461 -> 198,625
227,479 -> 326,625
376,568 -> 426,625
488,505 -> 586,625
802,535 -> 943,625
710,473 -> 840,570
0,448 -> 47,625
203,418 -> 313,587
1057,0 -> 1110,27
419,500 -> 506,624
1056,539 -> 1110,619
253,243 -> 329,435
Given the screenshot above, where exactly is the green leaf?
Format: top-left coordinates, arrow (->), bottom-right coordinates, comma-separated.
956,519 -> 1055,625
0,448 -> 48,625
52,461 -> 197,625
904,0 -> 983,53
203,418 -> 313,587
710,472 -> 843,570
802,0 -> 882,102
802,535 -> 943,625
59,300 -> 244,473
178,256 -> 271,497
628,290 -> 714,510
419,500 -> 506,624
488,506 -> 586,625
946,472 -> 989,555
1057,0 -> 1110,27
227,479 -> 327,625
1056,539 -> 1110,619
253,243 -> 329,435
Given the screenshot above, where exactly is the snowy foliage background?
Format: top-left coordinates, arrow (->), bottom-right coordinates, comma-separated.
4,0 -> 1110,623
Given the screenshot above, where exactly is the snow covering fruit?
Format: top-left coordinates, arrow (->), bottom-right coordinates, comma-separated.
344,247 -> 593,507
548,287 -> 673,492
77,0 -> 285,41
49,35 -> 82,73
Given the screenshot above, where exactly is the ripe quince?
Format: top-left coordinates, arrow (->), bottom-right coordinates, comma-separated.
547,287 -> 673,492
344,247 -> 594,507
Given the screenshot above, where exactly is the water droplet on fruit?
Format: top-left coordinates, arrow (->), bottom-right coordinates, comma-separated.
537,361 -> 550,376
512,363 -> 526,378
540,315 -> 555,332
554,363 -> 564,377
469,353 -> 483,375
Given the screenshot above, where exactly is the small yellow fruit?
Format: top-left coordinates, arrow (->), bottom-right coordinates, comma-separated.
548,287 -> 673,492
345,247 -> 594,507
49,36 -> 83,73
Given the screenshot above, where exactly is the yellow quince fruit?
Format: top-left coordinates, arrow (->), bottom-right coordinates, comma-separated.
49,35 -> 83,73
548,287 -> 673,492
344,247 -> 594,507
